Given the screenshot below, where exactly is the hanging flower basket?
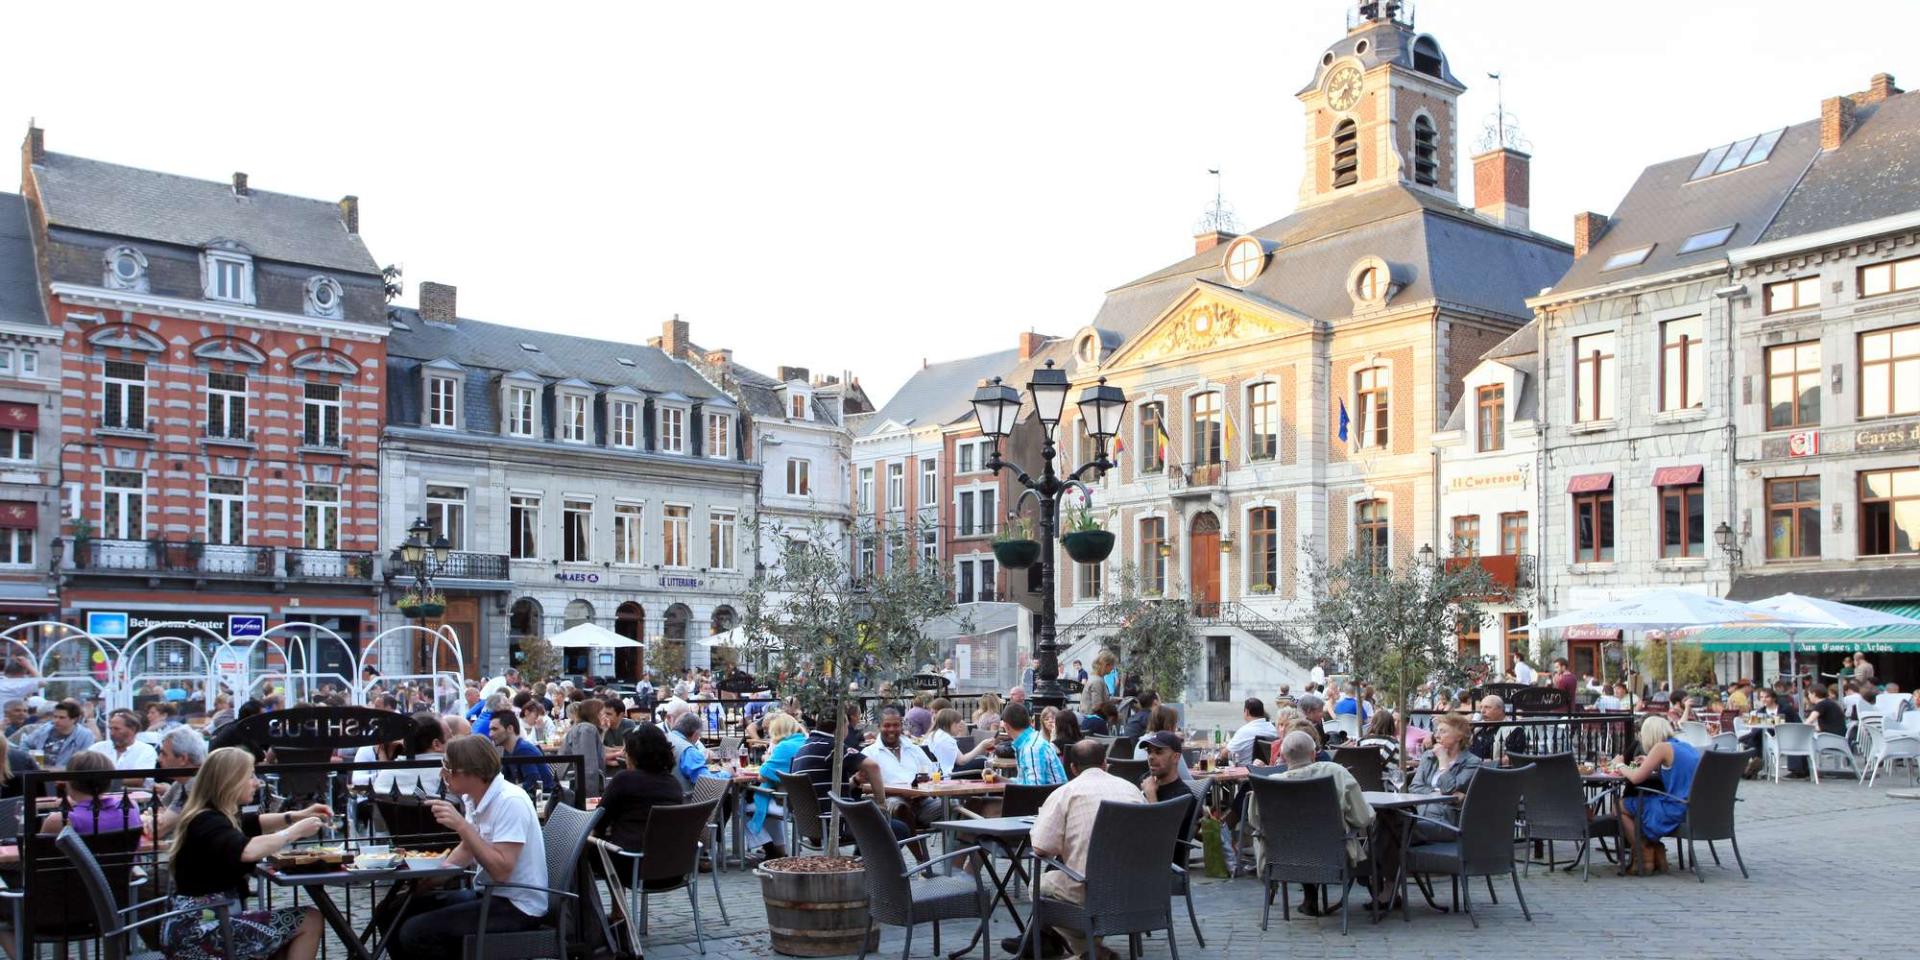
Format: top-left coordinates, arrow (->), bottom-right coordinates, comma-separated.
992,539 -> 1041,570
398,602 -> 424,619
1061,530 -> 1115,564
418,603 -> 446,619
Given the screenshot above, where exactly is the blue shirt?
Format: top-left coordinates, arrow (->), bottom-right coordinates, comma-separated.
668,731 -> 722,793
504,738 -> 556,793
1011,727 -> 1066,786
28,723 -> 96,769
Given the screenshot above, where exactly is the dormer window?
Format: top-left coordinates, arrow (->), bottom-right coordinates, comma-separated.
609,395 -> 641,449
103,246 -> 148,292
304,276 -> 344,319
787,390 -> 812,420
706,411 -> 734,460
505,384 -> 538,437
560,392 -> 592,443
427,375 -> 459,429
659,404 -> 687,454
203,249 -> 255,305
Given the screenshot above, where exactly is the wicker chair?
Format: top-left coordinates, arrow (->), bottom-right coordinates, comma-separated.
1509,752 -> 1616,880
1659,749 -> 1752,882
11,825 -> 146,956
464,802 -> 605,960
835,796 -> 989,960
986,782 -> 1061,892
1331,745 -> 1387,792
1029,796 -> 1192,960
1246,773 -> 1359,934
781,775 -> 832,854
1164,790 -> 1206,945
1405,764 -> 1533,928
53,827 -> 234,960
609,798 -> 730,954
1106,758 -> 1149,784
689,775 -> 732,871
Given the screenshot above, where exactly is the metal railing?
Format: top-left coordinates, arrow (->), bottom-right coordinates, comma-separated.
437,550 -> 510,581
70,538 -> 273,576
1407,710 -> 1639,762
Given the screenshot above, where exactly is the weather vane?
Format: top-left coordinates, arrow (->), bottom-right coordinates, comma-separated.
1478,70 -> 1532,153
1194,167 -> 1239,235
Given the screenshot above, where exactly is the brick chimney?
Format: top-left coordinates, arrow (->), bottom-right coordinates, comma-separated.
1193,230 -> 1234,255
1471,148 -> 1531,232
1573,212 -> 1609,259
1018,332 -> 1051,361
1822,95 -> 1858,150
776,365 -> 810,384
338,195 -> 359,234
1863,72 -> 1902,104
661,315 -> 690,359
22,124 -> 43,165
418,282 -> 457,324
231,172 -> 249,197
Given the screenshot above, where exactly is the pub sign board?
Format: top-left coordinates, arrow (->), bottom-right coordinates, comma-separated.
224,706 -> 414,752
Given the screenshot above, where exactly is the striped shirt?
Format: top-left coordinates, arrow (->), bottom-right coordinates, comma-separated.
1011,727 -> 1067,786
791,730 -> 866,808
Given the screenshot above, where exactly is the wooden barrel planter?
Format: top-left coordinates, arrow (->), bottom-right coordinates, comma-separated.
757,857 -> 878,957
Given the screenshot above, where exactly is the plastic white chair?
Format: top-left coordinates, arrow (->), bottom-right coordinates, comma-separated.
1709,732 -> 1740,753
1769,723 -> 1818,784
1678,721 -> 1713,749
1855,718 -> 1884,787
1328,713 -> 1362,742
1865,732 -> 1920,788
1813,733 -> 1860,779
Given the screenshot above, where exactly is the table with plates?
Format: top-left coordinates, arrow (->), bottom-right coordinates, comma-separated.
928,815 -> 1033,960
254,854 -> 469,960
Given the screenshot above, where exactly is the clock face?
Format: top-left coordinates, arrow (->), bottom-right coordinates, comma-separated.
1326,65 -> 1363,112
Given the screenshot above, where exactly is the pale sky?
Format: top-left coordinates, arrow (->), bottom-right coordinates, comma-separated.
6,1 -> 1907,403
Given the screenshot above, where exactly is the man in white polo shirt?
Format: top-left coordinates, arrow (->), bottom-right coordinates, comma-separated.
861,706 -> 941,833
87,708 -> 158,771
382,734 -> 548,953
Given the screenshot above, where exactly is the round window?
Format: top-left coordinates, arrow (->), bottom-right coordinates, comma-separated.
1355,39 -> 1371,55
314,283 -> 336,307
1222,237 -> 1266,286
1322,52 -> 1334,66
1078,336 -> 1098,364
1355,267 -> 1382,301
113,253 -> 139,280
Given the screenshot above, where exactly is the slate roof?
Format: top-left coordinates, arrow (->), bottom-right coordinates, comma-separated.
862,347 -> 1023,437
1442,320 -> 1539,432
1761,90 -> 1920,242
30,151 -> 379,275
1296,19 -> 1462,96
1091,186 -> 1570,344
0,193 -> 47,328
385,308 -> 722,399
1546,119 -> 1823,296
726,360 -> 840,425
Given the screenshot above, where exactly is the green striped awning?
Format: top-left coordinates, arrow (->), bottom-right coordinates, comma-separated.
1696,601 -> 1920,653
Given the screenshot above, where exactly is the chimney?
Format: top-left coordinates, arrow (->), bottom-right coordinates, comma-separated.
704,348 -> 732,365
1572,211 -> 1609,259
1864,73 -> 1902,104
231,172 -> 249,197
1193,230 -> 1234,255
23,123 -> 43,165
1018,332 -> 1050,361
338,195 -> 359,234
661,315 -> 690,359
418,282 -> 457,324
1822,95 -> 1858,150
776,366 -> 810,384
1471,148 -> 1531,232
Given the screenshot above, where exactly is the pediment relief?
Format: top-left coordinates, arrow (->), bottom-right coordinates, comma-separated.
191,338 -> 267,365
290,349 -> 357,375
87,325 -> 166,353
1116,286 -> 1312,366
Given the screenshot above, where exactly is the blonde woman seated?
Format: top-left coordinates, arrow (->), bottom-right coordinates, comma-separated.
1609,714 -> 1701,874
163,747 -> 329,960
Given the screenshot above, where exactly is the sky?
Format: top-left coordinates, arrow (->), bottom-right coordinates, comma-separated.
5,1 -> 1907,404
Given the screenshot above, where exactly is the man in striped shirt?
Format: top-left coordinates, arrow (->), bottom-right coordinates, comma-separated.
791,705 -> 914,847
1002,703 -> 1066,786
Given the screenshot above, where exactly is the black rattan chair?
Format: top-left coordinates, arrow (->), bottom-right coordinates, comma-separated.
372,796 -> 459,850
1106,758 -> 1149,784
689,775 -> 732,872
1029,796 -> 1192,960
611,798 -> 729,954
1651,748 -> 1751,882
835,796 -> 989,960
1406,764 -> 1533,928
1164,790 -> 1206,945
1246,773 -> 1359,934
780,775 -> 831,854
16,825 -> 145,955
465,802 -> 605,960
1331,746 -> 1387,792
54,826 -> 234,960
1510,752 -> 1616,881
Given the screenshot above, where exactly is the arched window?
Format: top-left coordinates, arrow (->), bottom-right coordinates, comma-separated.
665,603 -> 691,641
1412,37 -> 1444,77
1332,120 -> 1359,189
509,597 -> 543,638
564,599 -> 593,630
1412,116 -> 1438,187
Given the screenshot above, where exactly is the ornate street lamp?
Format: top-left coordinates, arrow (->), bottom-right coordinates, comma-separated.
970,362 -> 1129,708
394,517 -> 450,612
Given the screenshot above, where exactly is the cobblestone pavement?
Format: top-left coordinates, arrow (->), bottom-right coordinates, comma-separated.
298,777 -> 1919,960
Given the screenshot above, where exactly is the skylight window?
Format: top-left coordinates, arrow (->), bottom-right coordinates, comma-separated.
1602,245 -> 1654,271
520,343 -> 541,352
1688,128 -> 1786,181
616,357 -> 636,367
1679,225 -> 1736,254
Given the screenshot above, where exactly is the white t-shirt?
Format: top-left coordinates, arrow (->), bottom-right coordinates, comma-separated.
0,676 -> 39,704
467,774 -> 548,918
88,738 -> 158,771
1228,718 -> 1278,766
862,738 -> 933,786
1309,666 -> 1327,688
926,729 -> 960,773
1514,661 -> 1537,685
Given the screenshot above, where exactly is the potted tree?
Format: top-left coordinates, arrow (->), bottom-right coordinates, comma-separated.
736,519 -> 955,957
991,515 -> 1041,570
1094,563 -> 1200,715
1060,504 -> 1114,564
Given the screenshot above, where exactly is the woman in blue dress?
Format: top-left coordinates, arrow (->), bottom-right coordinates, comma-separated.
1611,714 -> 1701,873
750,713 -> 808,859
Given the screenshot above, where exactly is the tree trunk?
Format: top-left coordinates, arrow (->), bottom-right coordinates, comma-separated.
826,695 -> 844,856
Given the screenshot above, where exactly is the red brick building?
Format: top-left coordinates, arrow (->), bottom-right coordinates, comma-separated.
19,125 -> 388,666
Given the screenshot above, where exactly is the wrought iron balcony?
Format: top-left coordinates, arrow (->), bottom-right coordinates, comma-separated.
66,538 -> 378,583
434,551 -> 511,583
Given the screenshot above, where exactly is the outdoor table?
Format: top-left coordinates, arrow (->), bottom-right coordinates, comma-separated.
715,765 -> 761,869
929,815 -> 1034,959
884,779 -> 1007,862
254,855 -> 469,960
1362,791 -> 1460,924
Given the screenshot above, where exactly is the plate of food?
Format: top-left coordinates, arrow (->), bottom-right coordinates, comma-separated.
268,849 -> 355,874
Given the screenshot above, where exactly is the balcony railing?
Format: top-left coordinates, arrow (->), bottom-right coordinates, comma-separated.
436,551 -> 511,582
1444,553 -> 1536,594
1168,462 -> 1223,495
67,539 -> 376,582
287,548 -> 377,580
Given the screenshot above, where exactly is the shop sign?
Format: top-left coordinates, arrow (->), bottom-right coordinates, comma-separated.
1448,470 -> 1527,492
85,611 -> 128,639
228,615 -> 266,640
224,705 -> 415,752
661,575 -> 703,589
556,571 -> 601,583
1855,422 -> 1920,453
1788,431 -> 1819,457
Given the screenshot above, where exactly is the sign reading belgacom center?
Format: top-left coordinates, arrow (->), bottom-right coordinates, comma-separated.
225,706 -> 414,752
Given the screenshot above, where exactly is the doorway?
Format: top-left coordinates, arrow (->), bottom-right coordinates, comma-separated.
423,597 -> 478,680
1207,635 -> 1232,702
615,602 -> 644,681
1189,512 -> 1220,617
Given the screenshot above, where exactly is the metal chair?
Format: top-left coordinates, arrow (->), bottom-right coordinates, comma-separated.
1246,774 -> 1358,934
1331,745 -> 1387,792
466,802 -> 606,960
1406,764 -> 1534,928
53,827 -> 234,960
1029,796 -> 1193,960
1510,752 -> 1615,881
1650,749 -> 1751,882
1769,723 -> 1819,783
835,796 -> 989,960
610,798 -> 729,954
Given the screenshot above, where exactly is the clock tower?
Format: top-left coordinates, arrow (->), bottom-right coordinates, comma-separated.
1297,1 -> 1465,207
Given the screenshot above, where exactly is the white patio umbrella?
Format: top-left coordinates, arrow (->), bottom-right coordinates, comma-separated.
1530,589 -> 1828,694
544,621 -> 641,649
1728,594 -> 1920,684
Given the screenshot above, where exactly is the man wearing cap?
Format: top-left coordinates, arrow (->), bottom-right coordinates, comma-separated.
1138,730 -> 1203,808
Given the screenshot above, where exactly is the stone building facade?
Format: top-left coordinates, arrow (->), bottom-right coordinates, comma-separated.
0,190 -> 61,631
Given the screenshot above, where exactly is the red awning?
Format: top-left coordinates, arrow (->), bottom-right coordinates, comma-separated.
0,403 -> 35,430
1567,473 -> 1613,494
1652,465 -> 1704,487
0,502 -> 34,529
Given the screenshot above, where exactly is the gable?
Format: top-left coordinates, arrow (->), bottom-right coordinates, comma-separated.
1106,284 -> 1318,369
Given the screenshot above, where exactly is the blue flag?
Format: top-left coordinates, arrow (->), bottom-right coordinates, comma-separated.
1337,399 -> 1350,443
